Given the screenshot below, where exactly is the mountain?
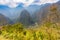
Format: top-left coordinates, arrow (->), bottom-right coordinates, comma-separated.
25,5 -> 41,16
16,9 -> 34,26
0,4 -> 42,22
32,3 -> 51,24
0,1 -> 60,25
0,13 -> 13,26
56,1 -> 60,5
12,3 -> 24,20
0,5 -> 9,9
0,5 -> 11,18
33,1 -> 60,24
0,4 -> 24,21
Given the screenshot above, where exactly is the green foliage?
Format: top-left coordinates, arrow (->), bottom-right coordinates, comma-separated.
0,22 -> 60,40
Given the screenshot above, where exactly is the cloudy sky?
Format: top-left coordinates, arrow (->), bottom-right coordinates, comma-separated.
0,0 -> 59,8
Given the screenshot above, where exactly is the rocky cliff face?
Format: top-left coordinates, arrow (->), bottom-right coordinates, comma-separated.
33,1 -> 60,24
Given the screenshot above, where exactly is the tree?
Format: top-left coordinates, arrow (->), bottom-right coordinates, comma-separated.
47,4 -> 60,23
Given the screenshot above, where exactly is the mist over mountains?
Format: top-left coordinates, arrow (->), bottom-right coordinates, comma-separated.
0,1 -> 60,26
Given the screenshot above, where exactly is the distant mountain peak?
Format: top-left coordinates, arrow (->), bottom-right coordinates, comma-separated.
0,5 -> 9,9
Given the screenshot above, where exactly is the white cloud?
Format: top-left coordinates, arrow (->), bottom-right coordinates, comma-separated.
0,0 -> 59,8
33,0 -> 59,5
0,0 -> 9,4
0,0 -> 34,8
40,0 -> 59,4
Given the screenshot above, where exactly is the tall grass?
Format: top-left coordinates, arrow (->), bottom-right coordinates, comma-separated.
0,22 -> 60,40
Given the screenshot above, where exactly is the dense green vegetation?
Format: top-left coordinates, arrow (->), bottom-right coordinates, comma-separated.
0,22 -> 60,40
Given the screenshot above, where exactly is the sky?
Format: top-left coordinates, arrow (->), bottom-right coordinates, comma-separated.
0,0 -> 59,8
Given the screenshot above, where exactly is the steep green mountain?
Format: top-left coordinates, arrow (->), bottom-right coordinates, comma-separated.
16,9 -> 34,26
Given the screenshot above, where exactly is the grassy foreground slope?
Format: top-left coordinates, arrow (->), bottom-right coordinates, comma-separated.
0,22 -> 60,40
